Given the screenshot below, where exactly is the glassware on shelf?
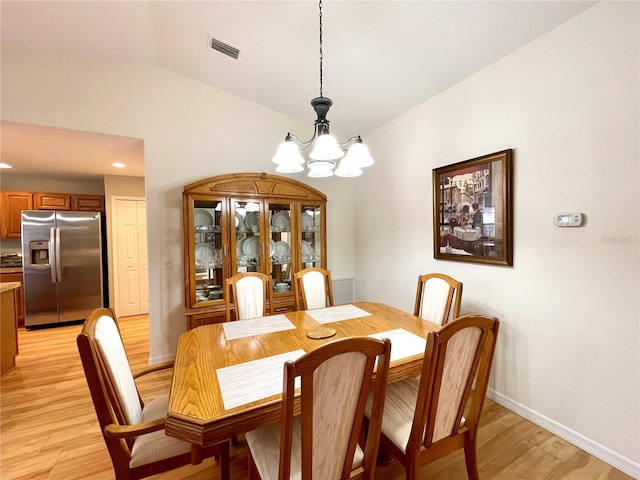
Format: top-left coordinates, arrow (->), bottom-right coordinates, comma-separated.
236,254 -> 260,267
195,246 -> 223,269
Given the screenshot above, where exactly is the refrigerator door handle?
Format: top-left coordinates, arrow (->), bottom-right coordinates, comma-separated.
49,227 -> 57,283
55,227 -> 63,282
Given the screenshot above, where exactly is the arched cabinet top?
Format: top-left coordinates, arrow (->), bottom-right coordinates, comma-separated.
183,172 -> 327,202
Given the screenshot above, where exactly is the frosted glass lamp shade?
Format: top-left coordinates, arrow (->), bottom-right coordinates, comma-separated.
272,140 -> 305,165
307,164 -> 334,178
276,162 -> 305,173
309,134 -> 344,161
334,158 -> 363,177
343,141 -> 374,168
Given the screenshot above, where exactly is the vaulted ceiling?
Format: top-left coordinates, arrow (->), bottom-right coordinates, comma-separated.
0,1 -> 597,179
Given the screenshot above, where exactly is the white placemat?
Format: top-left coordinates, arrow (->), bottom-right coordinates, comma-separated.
216,350 -> 305,410
222,314 -> 295,340
368,329 -> 427,362
305,304 -> 372,324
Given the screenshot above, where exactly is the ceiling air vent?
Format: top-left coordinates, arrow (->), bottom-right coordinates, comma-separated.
208,35 -> 240,60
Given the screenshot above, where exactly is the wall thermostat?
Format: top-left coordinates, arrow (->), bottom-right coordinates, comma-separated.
553,212 -> 583,227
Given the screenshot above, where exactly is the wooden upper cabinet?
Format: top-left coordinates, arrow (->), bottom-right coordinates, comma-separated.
72,194 -> 105,211
0,191 -> 33,238
0,191 -> 105,239
34,192 -> 104,212
35,192 -> 71,210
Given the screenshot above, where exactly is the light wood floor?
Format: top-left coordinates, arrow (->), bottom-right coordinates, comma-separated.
0,315 -> 632,480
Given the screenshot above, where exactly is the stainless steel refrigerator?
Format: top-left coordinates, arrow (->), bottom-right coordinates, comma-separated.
21,210 -> 104,328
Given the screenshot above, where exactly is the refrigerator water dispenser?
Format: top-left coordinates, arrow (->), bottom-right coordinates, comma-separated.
29,241 -> 50,265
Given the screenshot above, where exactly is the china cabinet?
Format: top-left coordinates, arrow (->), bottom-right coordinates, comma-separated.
183,173 -> 326,329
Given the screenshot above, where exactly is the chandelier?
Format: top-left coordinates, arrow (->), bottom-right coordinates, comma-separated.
272,0 -> 374,178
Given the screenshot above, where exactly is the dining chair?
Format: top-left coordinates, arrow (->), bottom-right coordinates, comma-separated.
77,308 -> 230,480
364,314 -> 499,480
225,272 -> 274,321
413,273 -> 463,325
293,267 -> 334,310
245,336 -> 392,480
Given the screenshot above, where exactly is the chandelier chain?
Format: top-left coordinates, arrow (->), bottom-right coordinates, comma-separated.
319,0 -> 323,98
272,0 -> 373,177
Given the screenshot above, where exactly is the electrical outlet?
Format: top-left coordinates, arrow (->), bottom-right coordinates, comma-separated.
165,259 -> 173,270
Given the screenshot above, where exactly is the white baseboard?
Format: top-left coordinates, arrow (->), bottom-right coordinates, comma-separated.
487,388 -> 640,479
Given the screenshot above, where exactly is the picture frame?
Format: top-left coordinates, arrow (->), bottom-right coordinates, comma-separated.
433,149 -> 513,266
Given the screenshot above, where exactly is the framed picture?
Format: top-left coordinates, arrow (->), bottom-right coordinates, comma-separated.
433,149 -> 513,266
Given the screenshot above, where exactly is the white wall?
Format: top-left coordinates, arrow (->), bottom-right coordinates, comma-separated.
1,50 -> 356,365
0,173 -> 105,194
356,2 -> 639,474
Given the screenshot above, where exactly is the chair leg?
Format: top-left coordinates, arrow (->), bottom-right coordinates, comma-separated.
219,440 -> 230,480
191,445 -> 204,465
463,435 -> 480,480
405,457 -> 418,480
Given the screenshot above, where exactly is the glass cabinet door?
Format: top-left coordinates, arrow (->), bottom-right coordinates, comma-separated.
192,198 -> 225,305
268,201 -> 293,294
299,203 -> 324,269
232,199 -> 263,275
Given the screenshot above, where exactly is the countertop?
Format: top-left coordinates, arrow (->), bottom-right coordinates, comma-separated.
0,282 -> 21,293
0,268 -> 23,274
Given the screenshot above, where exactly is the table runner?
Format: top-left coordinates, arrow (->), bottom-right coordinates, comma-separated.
216,349 -> 305,410
222,314 -> 295,340
305,304 -> 372,324
368,328 -> 427,362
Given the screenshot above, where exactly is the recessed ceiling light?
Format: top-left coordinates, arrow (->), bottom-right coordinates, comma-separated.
112,162 -> 126,169
0,163 -> 13,169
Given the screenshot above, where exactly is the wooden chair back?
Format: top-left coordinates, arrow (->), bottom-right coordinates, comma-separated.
282,337 -> 391,479
404,315 -> 499,478
77,309 -> 144,465
293,267 -> 334,310
225,272 -> 274,321
413,273 -> 463,325
77,308 -> 229,480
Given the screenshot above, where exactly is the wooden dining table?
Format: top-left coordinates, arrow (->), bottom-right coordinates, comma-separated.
165,301 -> 440,448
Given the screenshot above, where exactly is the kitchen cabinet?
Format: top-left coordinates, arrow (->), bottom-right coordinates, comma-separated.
0,191 -> 33,238
35,192 -> 105,212
183,172 -> 326,329
0,272 -> 24,327
0,282 -> 20,377
35,192 -> 71,210
72,194 -> 105,211
0,191 -> 105,239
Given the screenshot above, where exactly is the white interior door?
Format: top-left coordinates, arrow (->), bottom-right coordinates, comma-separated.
115,198 -> 148,317
136,202 -> 149,314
